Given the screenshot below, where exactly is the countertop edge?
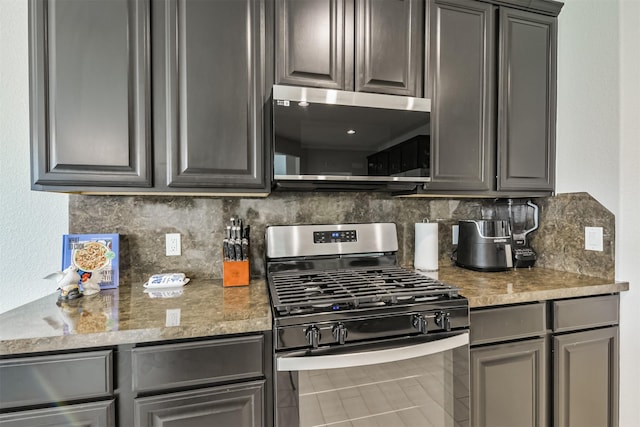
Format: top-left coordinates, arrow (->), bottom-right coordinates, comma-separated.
466,281 -> 629,308
0,317 -> 272,356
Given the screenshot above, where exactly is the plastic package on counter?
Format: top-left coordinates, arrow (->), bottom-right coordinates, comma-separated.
143,273 -> 190,289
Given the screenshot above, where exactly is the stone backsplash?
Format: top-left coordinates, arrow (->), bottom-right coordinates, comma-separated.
69,191 -> 614,283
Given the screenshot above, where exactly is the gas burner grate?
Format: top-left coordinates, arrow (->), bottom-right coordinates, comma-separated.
268,266 -> 459,314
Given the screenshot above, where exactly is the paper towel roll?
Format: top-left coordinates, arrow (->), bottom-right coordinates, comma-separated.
415,222 -> 439,271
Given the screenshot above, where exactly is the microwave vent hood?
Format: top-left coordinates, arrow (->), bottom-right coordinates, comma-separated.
271,85 -> 432,192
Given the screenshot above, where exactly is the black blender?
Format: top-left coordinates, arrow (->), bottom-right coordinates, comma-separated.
494,199 -> 539,268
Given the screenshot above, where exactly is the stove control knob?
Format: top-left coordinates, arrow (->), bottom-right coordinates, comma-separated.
332,323 -> 348,345
412,314 -> 428,334
435,311 -> 451,331
305,325 -> 321,348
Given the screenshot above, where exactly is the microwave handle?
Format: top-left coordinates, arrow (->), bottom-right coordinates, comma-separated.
277,331 -> 469,372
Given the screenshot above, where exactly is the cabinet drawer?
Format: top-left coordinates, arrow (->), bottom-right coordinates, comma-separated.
470,302 -> 546,346
134,380 -> 264,427
131,335 -> 264,393
0,350 -> 113,409
552,294 -> 619,333
0,399 -> 115,427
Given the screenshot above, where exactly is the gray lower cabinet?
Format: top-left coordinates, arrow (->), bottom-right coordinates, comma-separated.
0,401 -> 115,427
425,0 -> 558,195
125,334 -> 267,427
134,381 -> 264,427
30,0 -> 271,194
470,295 -> 620,427
471,339 -> 547,427
470,302 -> 548,427
552,297 -> 619,427
554,328 -> 619,427
0,349 -> 115,426
275,0 -> 423,96
0,334 -> 269,427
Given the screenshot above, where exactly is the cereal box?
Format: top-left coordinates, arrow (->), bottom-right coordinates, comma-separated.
62,234 -> 119,290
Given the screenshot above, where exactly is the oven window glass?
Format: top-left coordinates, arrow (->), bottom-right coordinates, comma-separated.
277,345 -> 469,427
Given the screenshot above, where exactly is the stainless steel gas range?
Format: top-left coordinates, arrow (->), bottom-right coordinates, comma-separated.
265,223 -> 470,427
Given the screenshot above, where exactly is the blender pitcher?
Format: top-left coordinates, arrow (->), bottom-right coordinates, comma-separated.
494,199 -> 539,268
510,200 -> 539,267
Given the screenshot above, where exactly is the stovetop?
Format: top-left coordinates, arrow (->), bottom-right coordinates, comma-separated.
269,265 -> 461,316
265,223 -> 469,351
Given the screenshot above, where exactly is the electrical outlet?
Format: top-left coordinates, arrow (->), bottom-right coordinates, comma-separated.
452,225 -> 459,245
585,227 -> 603,251
165,309 -> 181,327
165,233 -> 181,256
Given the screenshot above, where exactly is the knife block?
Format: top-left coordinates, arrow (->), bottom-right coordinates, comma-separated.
223,259 -> 249,287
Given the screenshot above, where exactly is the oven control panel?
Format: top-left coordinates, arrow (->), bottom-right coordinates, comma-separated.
313,230 -> 357,244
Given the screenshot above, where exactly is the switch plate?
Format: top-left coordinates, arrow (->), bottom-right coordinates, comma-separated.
585,227 -> 603,251
452,225 -> 459,245
165,233 -> 181,256
165,309 -> 181,327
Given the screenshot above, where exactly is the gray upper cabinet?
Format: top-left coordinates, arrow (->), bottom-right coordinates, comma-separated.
497,7 -> 557,192
355,0 -> 423,95
29,0 -> 151,189
155,0 -> 268,190
425,0 -> 558,195
426,0 -> 495,191
30,0 -> 271,194
276,0 -> 423,96
275,0 -> 349,90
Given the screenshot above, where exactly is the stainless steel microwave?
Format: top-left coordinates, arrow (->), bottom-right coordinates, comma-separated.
271,85 -> 432,191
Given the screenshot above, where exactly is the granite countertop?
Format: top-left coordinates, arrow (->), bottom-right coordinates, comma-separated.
0,267 -> 629,356
0,278 -> 271,356
435,264 -> 629,308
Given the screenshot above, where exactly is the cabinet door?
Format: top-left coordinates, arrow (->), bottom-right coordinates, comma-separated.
30,0 -> 151,188
159,0 -> 268,190
276,0 -> 349,90
355,0 -> 423,96
425,0 -> 495,191
497,8 -> 556,192
554,327 -> 619,427
134,381 -> 264,427
0,400 -> 115,427
471,338 -> 547,427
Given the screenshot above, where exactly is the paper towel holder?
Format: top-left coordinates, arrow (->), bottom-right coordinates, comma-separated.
414,220 -> 439,272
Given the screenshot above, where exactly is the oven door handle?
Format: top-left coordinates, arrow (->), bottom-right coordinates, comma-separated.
277,331 -> 469,371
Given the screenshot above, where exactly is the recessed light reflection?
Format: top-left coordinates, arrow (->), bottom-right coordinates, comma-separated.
298,101 -> 309,107
347,129 -> 356,135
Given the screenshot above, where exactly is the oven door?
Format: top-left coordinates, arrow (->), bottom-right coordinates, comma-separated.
275,331 -> 469,427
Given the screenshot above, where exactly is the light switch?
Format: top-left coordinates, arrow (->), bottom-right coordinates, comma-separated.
585,227 -> 604,251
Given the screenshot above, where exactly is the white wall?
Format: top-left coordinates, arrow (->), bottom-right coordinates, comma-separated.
0,0 -> 68,314
557,0 -> 640,424
618,0 -> 640,424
